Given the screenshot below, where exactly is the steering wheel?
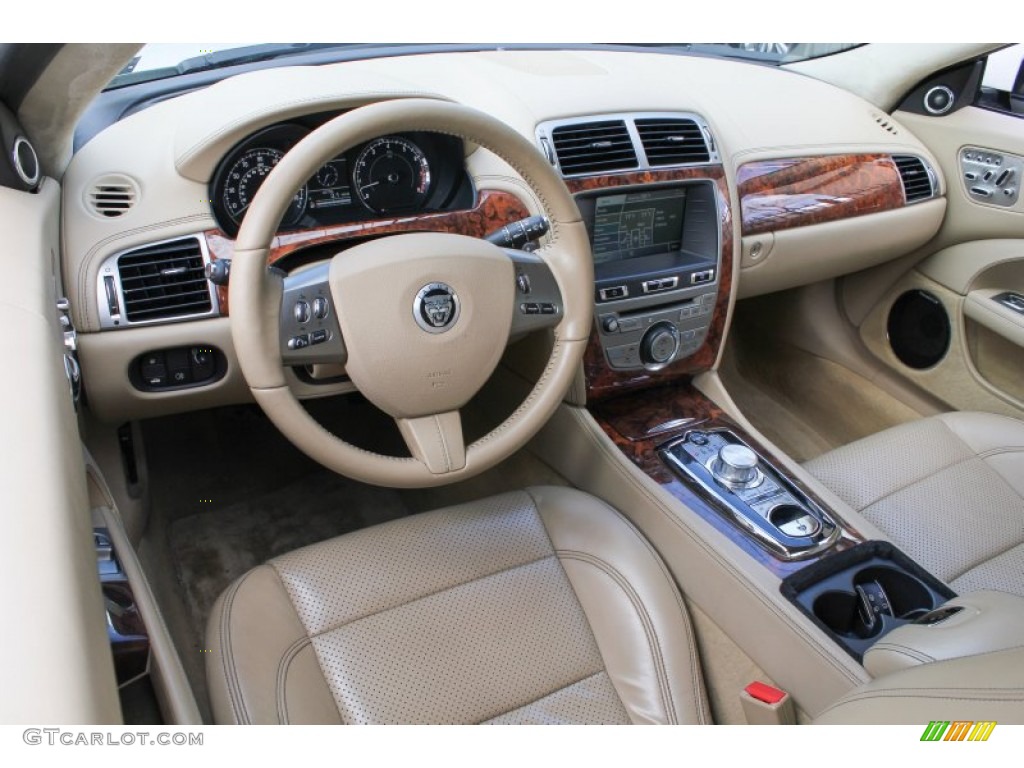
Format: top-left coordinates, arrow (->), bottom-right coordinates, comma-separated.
230,99 -> 593,488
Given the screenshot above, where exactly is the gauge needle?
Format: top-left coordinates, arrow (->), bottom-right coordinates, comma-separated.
359,181 -> 380,191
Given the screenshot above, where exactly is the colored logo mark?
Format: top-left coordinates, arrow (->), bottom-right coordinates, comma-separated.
920,721 -> 996,742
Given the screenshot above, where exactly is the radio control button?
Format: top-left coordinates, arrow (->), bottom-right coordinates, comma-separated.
618,317 -> 642,332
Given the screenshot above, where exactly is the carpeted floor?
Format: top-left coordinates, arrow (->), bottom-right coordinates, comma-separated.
135,398 -> 567,721
168,469 -> 410,638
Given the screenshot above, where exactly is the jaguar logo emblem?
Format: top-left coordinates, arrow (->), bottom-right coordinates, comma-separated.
413,282 -> 461,334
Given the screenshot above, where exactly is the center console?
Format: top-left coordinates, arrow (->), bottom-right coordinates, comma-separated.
577,182 -> 720,372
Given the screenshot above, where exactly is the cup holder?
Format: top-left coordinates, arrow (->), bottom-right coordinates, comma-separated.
813,590 -> 879,638
781,542 -> 956,661
853,567 -> 932,618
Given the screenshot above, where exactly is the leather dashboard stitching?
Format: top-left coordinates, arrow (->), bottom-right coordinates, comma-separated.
557,550 -> 678,724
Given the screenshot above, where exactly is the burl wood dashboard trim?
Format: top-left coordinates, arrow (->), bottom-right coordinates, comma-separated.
590,384 -> 866,578
205,189 -> 531,315
737,154 -> 905,237
565,166 -> 733,402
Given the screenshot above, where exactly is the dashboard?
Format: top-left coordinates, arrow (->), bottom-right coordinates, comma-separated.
60,48 -> 950,422
209,116 -> 472,236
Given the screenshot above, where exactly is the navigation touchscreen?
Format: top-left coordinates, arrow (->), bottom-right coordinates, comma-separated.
591,188 -> 687,264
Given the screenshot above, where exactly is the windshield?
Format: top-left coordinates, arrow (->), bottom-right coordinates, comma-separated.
107,43 -> 862,90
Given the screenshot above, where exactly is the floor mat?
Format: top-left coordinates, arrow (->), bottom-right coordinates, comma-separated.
168,469 -> 409,641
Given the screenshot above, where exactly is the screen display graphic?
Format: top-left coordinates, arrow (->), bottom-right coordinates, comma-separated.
592,188 -> 687,264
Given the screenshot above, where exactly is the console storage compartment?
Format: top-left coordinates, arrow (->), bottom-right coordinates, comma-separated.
780,541 -> 954,661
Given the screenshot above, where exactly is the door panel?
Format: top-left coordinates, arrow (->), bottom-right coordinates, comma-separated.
843,86 -> 1024,419
0,179 -> 121,723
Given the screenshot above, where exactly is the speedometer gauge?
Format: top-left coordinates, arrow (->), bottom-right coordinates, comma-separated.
353,136 -> 431,213
222,148 -> 308,227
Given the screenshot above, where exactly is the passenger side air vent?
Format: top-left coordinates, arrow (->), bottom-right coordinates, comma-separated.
550,120 -> 638,175
116,237 -> 213,323
893,155 -> 937,204
86,174 -> 139,218
635,118 -> 710,166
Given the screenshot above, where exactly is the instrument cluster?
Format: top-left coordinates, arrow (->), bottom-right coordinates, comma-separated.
209,116 -> 471,236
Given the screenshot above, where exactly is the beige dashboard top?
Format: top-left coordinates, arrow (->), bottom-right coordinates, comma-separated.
64,49 -> 940,327
63,48 -> 946,422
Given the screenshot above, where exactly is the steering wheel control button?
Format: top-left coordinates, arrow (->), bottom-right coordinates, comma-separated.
310,329 -> 329,345
539,303 -> 558,315
294,300 -> 311,324
413,282 -> 460,334
288,334 -> 310,350
521,303 -> 540,315
312,297 -> 330,319
516,273 -> 532,295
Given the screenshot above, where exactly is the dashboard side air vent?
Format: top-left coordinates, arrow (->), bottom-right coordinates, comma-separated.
635,118 -> 710,166
115,236 -> 214,324
86,174 -> 139,218
550,120 -> 638,175
893,155 -> 937,204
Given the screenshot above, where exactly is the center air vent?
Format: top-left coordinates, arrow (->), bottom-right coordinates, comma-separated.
106,236 -> 215,326
86,174 -> 139,218
550,120 -> 638,176
539,112 -> 718,178
893,155 -> 937,204
635,118 -> 710,166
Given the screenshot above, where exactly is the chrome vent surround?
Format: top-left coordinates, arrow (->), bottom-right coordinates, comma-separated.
893,155 -> 939,204
96,235 -> 219,329
537,112 -> 718,177
86,174 -> 140,218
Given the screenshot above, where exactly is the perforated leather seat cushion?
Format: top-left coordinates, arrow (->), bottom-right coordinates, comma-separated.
206,486 -> 710,724
805,412 -> 1024,596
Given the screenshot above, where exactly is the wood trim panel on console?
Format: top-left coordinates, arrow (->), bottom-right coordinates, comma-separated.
205,190 -> 531,315
737,154 -> 905,237
590,384 -> 866,578
565,167 -> 733,402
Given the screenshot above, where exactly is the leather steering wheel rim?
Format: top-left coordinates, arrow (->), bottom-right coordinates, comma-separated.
229,99 -> 593,488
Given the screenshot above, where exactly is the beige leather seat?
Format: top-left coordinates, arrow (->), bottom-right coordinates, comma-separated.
206,486 -> 709,724
805,412 -> 1024,597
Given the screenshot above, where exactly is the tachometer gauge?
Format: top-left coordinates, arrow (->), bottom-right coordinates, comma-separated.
222,148 -> 308,227
353,136 -> 431,213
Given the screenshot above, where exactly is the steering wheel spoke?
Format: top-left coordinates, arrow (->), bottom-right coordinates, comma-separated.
279,261 -> 348,366
396,411 -> 466,474
506,248 -> 564,338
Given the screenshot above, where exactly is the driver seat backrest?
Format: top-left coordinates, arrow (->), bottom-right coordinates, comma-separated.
206,486 -> 710,724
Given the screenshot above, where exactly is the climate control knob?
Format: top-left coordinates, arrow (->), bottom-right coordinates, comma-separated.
640,322 -> 680,367
712,444 -> 760,487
